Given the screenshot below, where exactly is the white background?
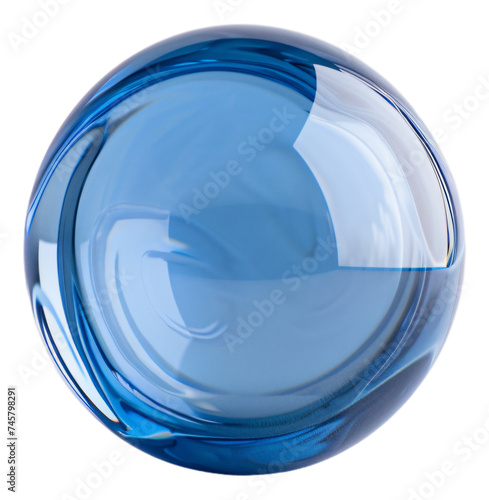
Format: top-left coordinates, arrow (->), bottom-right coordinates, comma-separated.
1,0 -> 488,499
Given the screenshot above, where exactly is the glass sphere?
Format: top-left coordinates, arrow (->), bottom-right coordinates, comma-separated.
25,26 -> 464,475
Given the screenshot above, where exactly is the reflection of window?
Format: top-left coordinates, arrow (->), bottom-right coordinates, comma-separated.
294,64 -> 452,269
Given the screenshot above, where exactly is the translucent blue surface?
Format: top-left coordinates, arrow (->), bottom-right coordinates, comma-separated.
25,26 -> 464,474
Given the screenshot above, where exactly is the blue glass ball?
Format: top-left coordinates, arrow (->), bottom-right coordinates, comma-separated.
25,26 -> 464,475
